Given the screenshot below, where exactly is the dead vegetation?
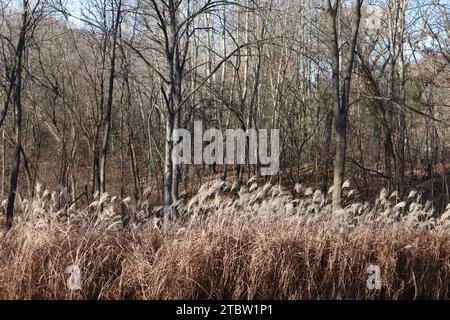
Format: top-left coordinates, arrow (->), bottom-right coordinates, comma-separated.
0,178 -> 448,300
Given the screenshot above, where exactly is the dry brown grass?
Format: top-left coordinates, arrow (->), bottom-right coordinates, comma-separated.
0,179 -> 449,300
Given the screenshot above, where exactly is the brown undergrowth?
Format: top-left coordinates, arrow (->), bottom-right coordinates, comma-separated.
0,179 -> 449,300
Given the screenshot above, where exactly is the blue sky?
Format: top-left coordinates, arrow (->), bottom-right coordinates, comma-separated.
64,0 -> 82,25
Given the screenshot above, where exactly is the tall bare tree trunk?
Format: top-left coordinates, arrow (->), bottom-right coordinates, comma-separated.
6,0 -> 28,229
396,0 -> 408,196
326,0 -> 341,212
99,0 -> 122,196
163,0 -> 183,207
171,39 -> 183,202
164,110 -> 175,206
327,0 -> 363,213
321,110 -> 333,192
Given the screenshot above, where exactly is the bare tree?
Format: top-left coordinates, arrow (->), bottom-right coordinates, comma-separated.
99,0 -> 123,196
325,0 -> 363,213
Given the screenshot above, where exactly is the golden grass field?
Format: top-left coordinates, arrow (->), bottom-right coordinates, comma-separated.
0,180 -> 449,300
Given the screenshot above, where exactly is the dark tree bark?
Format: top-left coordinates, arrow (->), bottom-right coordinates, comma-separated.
6,0 -> 28,229
99,0 -> 122,196
325,0 -> 363,213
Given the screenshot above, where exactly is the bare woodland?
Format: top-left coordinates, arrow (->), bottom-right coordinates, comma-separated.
0,0 -> 449,300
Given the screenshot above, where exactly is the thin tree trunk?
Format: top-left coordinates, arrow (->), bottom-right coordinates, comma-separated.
164,111 -> 175,206
328,0 -> 362,213
99,0 -> 122,196
6,0 -> 28,229
321,110 -> 333,192
326,0 -> 341,212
